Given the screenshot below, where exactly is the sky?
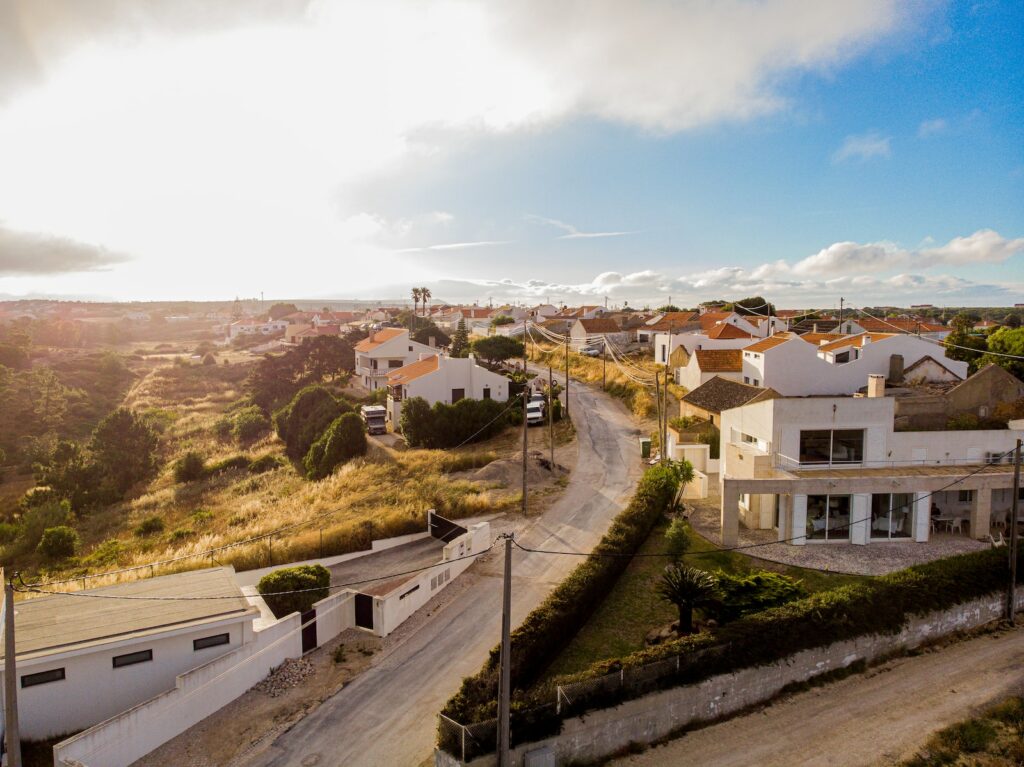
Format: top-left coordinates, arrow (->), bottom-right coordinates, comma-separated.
0,0 -> 1021,309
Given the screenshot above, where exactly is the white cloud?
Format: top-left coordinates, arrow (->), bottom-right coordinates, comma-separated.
0,0 -> 909,299
527,215 -> 633,239
918,117 -> 947,137
832,131 -> 892,163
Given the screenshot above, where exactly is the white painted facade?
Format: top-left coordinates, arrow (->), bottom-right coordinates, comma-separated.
354,329 -> 437,391
652,331 -> 754,367
227,319 -> 288,339
741,334 -> 967,396
676,354 -> 744,392
386,354 -> 510,424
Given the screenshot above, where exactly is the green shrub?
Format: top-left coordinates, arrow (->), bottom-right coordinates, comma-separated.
169,527 -> 194,542
20,486 -> 60,511
84,538 -> 128,566
274,386 -> 351,461
400,396 -> 513,448
697,429 -> 720,459
207,455 -> 252,474
232,406 -> 271,445
173,451 -> 207,483
937,719 -> 998,753
248,454 -> 283,474
190,508 -> 214,526
442,465 -> 680,727
134,515 -> 165,537
37,526 -> 80,560
0,522 -> 19,546
304,413 -> 367,480
664,518 -> 690,563
21,500 -> 71,549
257,564 -> 330,618
704,571 -> 806,624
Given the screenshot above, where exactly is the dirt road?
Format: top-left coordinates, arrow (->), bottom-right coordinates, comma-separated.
240,372 -> 645,767
612,625 -> 1024,767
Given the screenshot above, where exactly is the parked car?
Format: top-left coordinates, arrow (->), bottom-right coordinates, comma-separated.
360,404 -> 387,435
526,401 -> 545,425
580,347 -> 601,357
529,392 -> 547,405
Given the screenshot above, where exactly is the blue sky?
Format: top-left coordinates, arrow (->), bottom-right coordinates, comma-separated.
0,0 -> 1021,307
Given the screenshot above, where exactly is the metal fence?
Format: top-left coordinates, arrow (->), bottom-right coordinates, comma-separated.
438,713 -> 498,763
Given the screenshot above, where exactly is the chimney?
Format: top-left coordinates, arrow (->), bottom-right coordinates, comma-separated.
428,335 -> 436,348
888,354 -> 904,384
368,328 -> 376,343
812,322 -> 818,334
867,374 -> 885,398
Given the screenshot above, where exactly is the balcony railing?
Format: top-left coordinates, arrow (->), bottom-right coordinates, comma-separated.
774,452 -> 1014,472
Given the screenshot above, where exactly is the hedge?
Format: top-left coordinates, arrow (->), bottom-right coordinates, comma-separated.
400,396 -> 514,449
441,544 -> 1024,756
440,464 -> 680,725
257,564 -> 330,619
303,412 -> 367,480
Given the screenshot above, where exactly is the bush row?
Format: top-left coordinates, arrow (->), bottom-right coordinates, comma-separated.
440,464 -> 680,726
400,396 -> 515,449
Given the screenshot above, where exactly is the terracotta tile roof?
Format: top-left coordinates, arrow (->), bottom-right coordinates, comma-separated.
293,325 -> 342,337
646,311 -> 698,331
355,327 -> 407,352
798,332 -> 847,345
461,308 -> 493,319
387,354 -> 440,385
744,333 -> 793,353
790,319 -> 841,334
706,323 -> 753,340
577,318 -> 622,333
698,311 -> 735,332
693,348 -> 742,372
818,332 -> 894,353
855,318 -> 947,334
681,376 -> 779,415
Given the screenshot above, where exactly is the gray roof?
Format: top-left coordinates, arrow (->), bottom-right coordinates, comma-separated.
3,567 -> 256,660
681,376 -> 778,415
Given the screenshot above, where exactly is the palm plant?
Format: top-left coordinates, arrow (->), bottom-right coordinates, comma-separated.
658,564 -> 718,635
420,287 -> 432,316
411,287 -> 421,317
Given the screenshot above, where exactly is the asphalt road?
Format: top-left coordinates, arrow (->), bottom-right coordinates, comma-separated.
243,372 -> 645,767
611,625 -> 1024,767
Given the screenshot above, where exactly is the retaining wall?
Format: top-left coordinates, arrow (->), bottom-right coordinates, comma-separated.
439,591 -> 1024,767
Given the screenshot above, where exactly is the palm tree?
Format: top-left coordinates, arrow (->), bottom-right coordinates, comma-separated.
658,565 -> 718,635
411,287 -> 421,318
420,287 -> 432,316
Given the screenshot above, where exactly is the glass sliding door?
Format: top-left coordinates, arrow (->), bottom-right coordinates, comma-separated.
806,494 -> 851,542
870,493 -> 914,539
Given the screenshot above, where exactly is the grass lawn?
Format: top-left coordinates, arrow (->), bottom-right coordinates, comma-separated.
543,517 -> 867,679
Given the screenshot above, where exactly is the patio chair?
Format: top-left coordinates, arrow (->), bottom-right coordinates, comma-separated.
992,509 -> 1009,531
950,517 -> 967,535
986,532 -> 1006,548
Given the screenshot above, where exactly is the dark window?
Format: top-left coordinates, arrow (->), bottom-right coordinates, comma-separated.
799,429 -> 864,465
834,350 -> 850,364
799,430 -> 832,464
193,633 -> 230,651
113,649 -> 153,668
388,359 -> 403,368
958,490 -> 973,503
451,388 -> 465,403
22,668 -> 65,688
482,387 -> 491,400
399,584 -> 420,600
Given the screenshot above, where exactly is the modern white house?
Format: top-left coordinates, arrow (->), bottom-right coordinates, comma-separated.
354,328 -> 437,391
0,567 -> 258,741
227,318 -> 289,340
386,353 -> 510,425
717,383 -> 1024,547
740,332 -> 967,396
652,328 -> 757,367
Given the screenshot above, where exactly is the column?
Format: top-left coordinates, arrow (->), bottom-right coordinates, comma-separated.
913,492 -> 930,542
721,481 -> 740,547
970,489 -> 991,540
777,494 -> 790,542
791,494 -> 807,546
850,494 -> 871,546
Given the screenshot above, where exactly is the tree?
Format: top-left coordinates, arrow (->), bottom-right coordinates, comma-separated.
1005,313 -> 1021,329
303,412 -> 367,480
303,336 -> 354,381
730,296 -> 775,317
173,451 -> 206,483
656,305 -> 681,313
450,319 -> 470,358
202,352 -> 217,365
37,525 -> 80,561
664,518 -> 691,564
268,302 -> 299,320
90,408 -> 159,499
231,406 -> 271,444
944,313 -> 989,372
411,288 -> 421,318
257,564 -> 330,618
274,385 -> 351,461
703,571 -> 805,624
490,315 -> 515,327
658,565 -> 718,635
980,327 -> 1024,380
471,335 -> 524,365
412,323 -> 450,348
420,287 -> 432,316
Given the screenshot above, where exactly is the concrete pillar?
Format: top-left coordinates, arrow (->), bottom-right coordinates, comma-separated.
970,489 -> 991,540
849,494 -> 871,545
791,494 -> 807,546
777,494 -> 790,542
913,492 -> 930,542
721,481 -> 740,547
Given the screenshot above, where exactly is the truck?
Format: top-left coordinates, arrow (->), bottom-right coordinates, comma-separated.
360,405 -> 388,435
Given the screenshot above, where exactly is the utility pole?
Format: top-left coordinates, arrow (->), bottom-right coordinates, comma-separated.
602,340 -> 606,390
4,576 -> 22,767
654,371 -> 663,465
549,365 -> 555,472
1009,439 -> 1021,625
522,380 -> 528,516
839,296 -> 844,330
497,535 -> 513,767
564,332 -> 569,419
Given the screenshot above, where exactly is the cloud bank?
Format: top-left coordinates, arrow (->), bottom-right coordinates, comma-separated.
0,225 -> 128,275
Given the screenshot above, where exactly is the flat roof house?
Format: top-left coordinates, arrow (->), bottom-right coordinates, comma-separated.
0,567 -> 257,740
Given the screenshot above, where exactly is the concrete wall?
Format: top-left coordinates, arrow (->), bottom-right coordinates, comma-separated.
2,616 -> 251,741
446,592 -> 1024,767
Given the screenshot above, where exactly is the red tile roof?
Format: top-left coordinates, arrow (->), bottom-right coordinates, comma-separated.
698,311 -> 736,332
578,318 -> 622,333
855,318 -> 947,334
818,332 -> 894,353
744,333 -> 793,353
706,323 -> 753,340
354,327 -> 407,352
693,349 -> 743,372
387,355 -> 440,385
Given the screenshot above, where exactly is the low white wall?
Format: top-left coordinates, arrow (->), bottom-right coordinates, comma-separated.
374,523 -> 490,637
445,591 -> 1024,767
682,470 -> 708,500
54,591 -> 357,767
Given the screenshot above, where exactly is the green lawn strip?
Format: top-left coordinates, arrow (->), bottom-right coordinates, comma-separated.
543,520 -> 866,680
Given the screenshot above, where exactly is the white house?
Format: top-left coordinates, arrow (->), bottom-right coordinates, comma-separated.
717,386 -> 1024,547
0,567 -> 258,741
677,349 -> 745,390
354,328 -> 437,390
386,353 -> 509,425
227,318 -> 289,340
740,332 -> 967,396
569,317 -> 630,351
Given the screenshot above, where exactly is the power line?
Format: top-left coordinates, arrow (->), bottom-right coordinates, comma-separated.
852,306 -> 1024,362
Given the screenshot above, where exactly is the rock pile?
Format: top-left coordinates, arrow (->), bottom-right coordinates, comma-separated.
254,657 -> 315,697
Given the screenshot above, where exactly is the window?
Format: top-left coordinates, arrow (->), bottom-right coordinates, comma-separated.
806,494 -> 851,542
388,359 -> 403,368
482,387 -> 491,400
799,429 -> 864,465
834,351 -> 850,364
753,379 -> 760,387
871,493 -> 913,539
22,668 -> 65,688
744,376 -> 750,384
660,347 -> 666,362
113,649 -> 153,668
451,388 -> 465,403
958,490 -> 973,503
193,633 -> 230,651
399,584 -> 420,600
408,346 -> 413,351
